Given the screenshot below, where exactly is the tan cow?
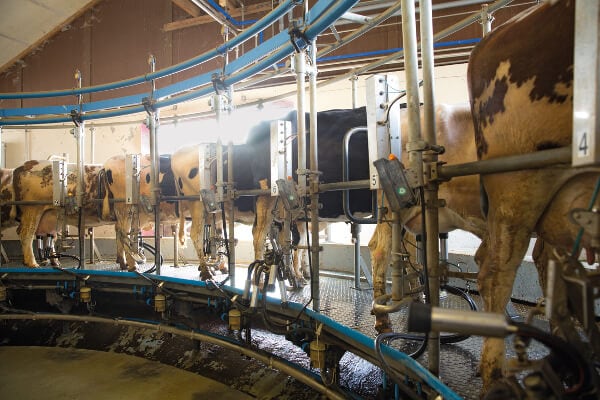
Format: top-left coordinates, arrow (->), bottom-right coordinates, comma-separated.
12,160 -> 111,267
369,103 -> 485,332
102,154 -> 183,271
468,0 -> 599,390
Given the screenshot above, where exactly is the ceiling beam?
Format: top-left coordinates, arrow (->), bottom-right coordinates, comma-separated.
163,1 -> 275,32
171,0 -> 201,17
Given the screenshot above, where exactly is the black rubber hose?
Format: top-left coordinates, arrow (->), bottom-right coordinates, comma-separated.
512,321 -> 593,396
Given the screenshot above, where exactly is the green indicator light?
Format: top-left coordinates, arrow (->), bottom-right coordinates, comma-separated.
397,187 -> 407,195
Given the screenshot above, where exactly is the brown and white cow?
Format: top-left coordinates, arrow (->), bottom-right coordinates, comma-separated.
468,0 -> 599,390
0,167 -> 66,265
12,160 -> 110,267
102,154 -> 183,271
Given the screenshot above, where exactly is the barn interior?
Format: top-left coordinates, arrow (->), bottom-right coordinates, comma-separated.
0,1 -> 598,399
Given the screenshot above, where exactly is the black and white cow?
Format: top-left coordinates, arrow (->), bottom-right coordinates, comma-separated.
171,108 -> 374,280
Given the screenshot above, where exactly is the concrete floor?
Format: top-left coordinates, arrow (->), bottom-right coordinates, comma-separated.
0,346 -> 253,400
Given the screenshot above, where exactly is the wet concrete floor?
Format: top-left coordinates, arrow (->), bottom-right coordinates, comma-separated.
0,346 -> 253,400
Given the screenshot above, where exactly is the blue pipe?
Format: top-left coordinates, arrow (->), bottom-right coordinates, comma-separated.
304,0 -> 359,39
317,38 -> 481,62
0,0 -> 360,125
1,35 -> 480,120
0,0 -> 296,100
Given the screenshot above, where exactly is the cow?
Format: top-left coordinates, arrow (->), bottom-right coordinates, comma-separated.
369,103 -> 486,333
12,160 -> 110,268
0,167 -> 61,265
170,141 -> 276,280
467,0 -> 599,391
101,154 -> 182,271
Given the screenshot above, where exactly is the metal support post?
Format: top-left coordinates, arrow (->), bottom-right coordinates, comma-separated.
73,70 -> 86,268
351,75 -> 358,109
293,51 -> 307,196
421,0 -> 440,377
172,224 -> 179,267
147,55 -> 161,274
308,39 -> 320,312
390,212 -> 403,302
216,139 -> 224,203
227,142 -> 235,281
125,154 -> 141,254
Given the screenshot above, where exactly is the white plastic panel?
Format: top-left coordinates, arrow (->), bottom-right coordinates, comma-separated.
572,1 -> 600,166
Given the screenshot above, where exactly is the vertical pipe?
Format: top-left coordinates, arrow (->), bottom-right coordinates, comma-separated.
294,52 -> 307,195
420,0 -> 440,376
148,55 -> 161,275
25,129 -> 31,162
400,0 -> 423,185
89,126 -> 95,265
390,212 -> 403,300
308,39 -> 320,312
481,4 -> 492,36
74,70 -> 86,269
172,224 -> 179,267
88,228 -> 94,264
216,138 -> 224,202
352,223 -> 361,289
227,141 -> 235,282
351,75 -> 358,109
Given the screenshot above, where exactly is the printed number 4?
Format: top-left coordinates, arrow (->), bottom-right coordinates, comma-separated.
579,131 -> 588,156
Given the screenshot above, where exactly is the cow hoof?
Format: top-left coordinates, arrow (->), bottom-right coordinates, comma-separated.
199,269 -> 213,281
127,266 -> 137,272
374,320 -> 393,334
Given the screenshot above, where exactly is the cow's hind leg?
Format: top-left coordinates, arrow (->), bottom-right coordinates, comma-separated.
369,219 -> 393,333
187,201 -> 211,280
18,207 -> 44,267
477,218 -> 537,391
253,195 -> 276,261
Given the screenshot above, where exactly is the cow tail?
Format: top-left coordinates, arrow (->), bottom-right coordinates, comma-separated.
100,170 -> 112,220
480,178 -> 489,219
9,203 -> 16,221
178,207 -> 186,246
